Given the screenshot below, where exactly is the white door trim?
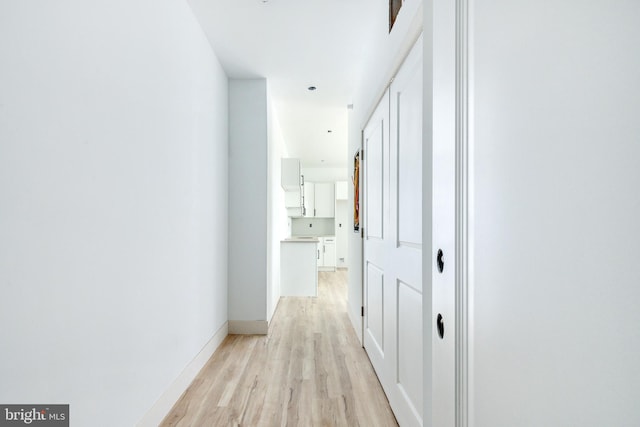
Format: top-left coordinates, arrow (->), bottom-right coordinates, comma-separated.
455,0 -> 471,426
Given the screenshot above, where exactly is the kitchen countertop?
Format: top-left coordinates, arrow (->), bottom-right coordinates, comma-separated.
282,237 -> 319,243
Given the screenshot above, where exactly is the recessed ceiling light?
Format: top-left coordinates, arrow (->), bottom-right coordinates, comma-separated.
307,86 -> 317,91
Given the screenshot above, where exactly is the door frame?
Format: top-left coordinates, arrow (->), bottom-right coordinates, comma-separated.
455,0 -> 470,425
358,141 -> 365,344
425,0 -> 471,424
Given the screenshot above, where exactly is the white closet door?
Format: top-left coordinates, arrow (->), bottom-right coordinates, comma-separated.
363,91 -> 389,384
388,34 -> 424,427
363,34 -> 424,427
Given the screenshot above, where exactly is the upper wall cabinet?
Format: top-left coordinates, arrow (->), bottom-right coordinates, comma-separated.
303,182 -> 315,218
281,158 -> 301,190
336,181 -> 348,200
284,190 -> 302,208
314,182 -> 335,218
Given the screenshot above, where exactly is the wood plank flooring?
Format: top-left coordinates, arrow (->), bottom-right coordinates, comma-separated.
161,270 -> 398,427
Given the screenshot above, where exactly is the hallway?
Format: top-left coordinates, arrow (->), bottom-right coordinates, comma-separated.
161,271 -> 397,426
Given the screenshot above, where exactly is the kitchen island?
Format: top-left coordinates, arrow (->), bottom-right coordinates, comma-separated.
280,237 -> 318,297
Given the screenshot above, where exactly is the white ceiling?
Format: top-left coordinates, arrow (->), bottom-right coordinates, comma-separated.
187,0 -> 380,168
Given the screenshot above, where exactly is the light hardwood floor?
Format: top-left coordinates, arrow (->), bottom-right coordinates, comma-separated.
161,270 -> 398,427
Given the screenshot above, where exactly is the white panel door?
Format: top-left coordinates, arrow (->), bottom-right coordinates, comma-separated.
363,34 -> 423,427
363,91 -> 389,377
388,34 -> 424,427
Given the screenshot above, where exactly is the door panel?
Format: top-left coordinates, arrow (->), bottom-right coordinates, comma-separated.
365,262 -> 385,355
365,120 -> 384,240
397,66 -> 423,247
397,280 -> 423,418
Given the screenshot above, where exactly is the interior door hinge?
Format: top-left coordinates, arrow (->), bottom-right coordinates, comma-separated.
361,306 -> 364,317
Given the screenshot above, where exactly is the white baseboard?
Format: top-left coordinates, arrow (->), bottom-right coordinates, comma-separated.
136,321 -> 228,426
228,320 -> 268,335
347,303 -> 363,346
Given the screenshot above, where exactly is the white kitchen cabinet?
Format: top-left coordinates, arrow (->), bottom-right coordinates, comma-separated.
317,236 -> 336,271
334,200 -> 348,267
284,189 -> 301,208
284,189 -> 303,217
323,237 -> 336,268
335,181 -> 348,200
303,181 -> 315,217
301,181 -> 334,218
281,239 -> 318,296
314,182 -> 335,218
281,158 -> 301,190
282,158 -> 304,217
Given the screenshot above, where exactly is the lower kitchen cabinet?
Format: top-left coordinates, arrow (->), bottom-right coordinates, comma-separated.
281,239 -> 318,296
317,236 -> 336,271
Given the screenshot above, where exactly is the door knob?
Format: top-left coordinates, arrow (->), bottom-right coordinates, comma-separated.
437,313 -> 445,339
437,249 -> 444,273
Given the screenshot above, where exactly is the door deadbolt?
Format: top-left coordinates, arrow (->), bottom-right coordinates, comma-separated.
437,249 -> 444,273
437,313 -> 445,339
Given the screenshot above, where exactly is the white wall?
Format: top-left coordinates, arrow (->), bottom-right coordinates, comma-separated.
347,0 -> 424,343
228,80 -> 268,326
469,2 -> 640,425
266,93 -> 289,322
300,167 -> 348,183
335,200 -> 349,267
0,1 -> 228,426
229,79 -> 287,330
291,218 -> 336,237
